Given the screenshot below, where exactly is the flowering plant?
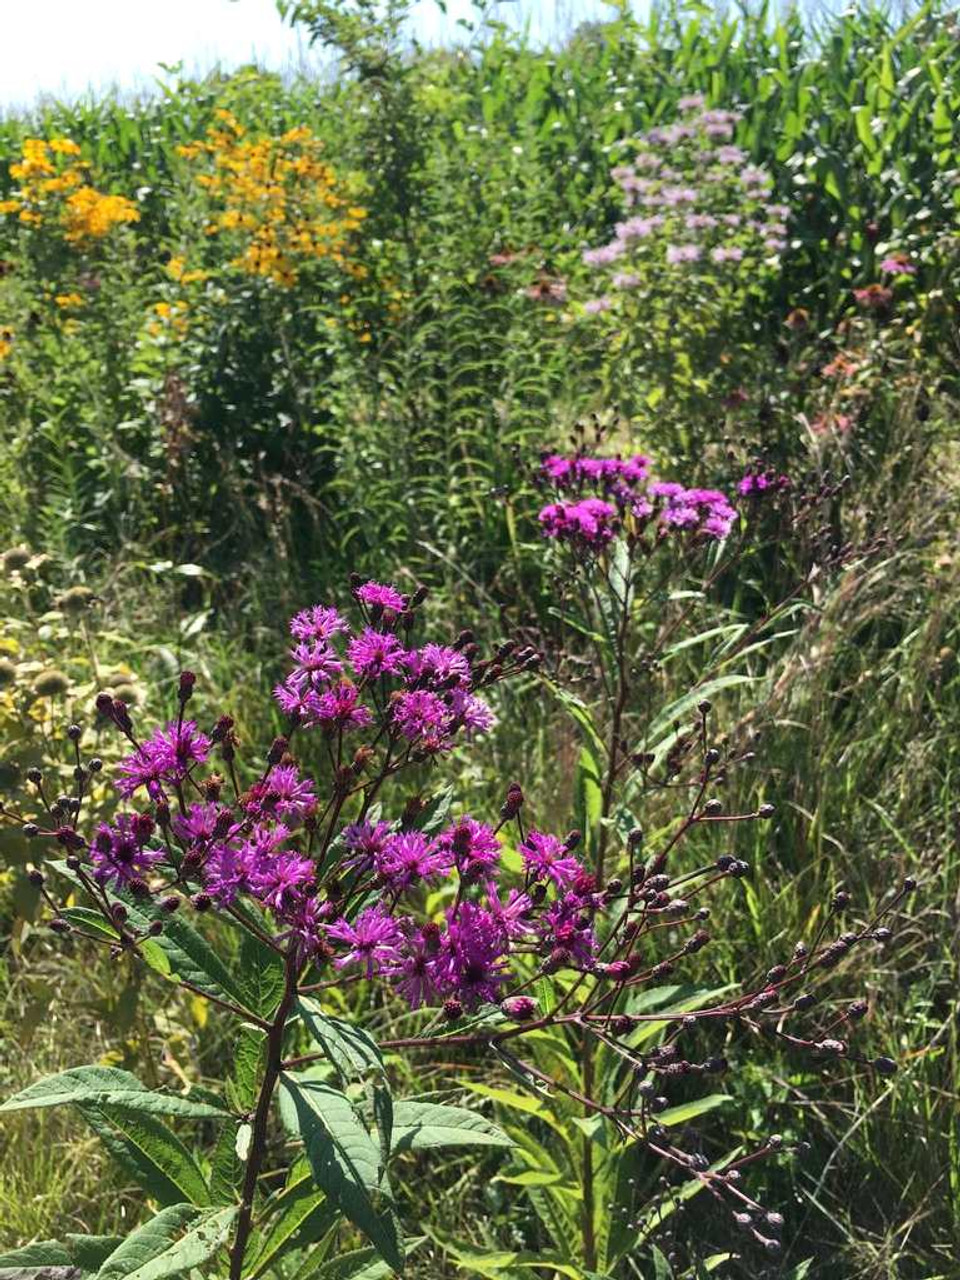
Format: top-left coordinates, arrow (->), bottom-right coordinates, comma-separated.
0,544 -> 910,1275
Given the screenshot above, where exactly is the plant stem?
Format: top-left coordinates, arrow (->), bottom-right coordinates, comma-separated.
228,951 -> 298,1280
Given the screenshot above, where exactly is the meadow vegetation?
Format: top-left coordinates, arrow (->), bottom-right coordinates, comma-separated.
0,3 -> 958,1278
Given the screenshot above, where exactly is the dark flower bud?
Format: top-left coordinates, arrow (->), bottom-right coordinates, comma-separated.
22,822 -> 39,838
453,628 -> 474,650
56,826 -> 84,850
502,996 -> 538,1021
729,860 -> 749,878
599,960 -> 632,980
767,1133 -> 784,1149
543,946 -> 572,974
766,964 -> 787,982
564,829 -> 582,851
793,941 -> 808,960
627,827 -> 644,851
211,715 -> 234,743
703,1056 -> 727,1074
161,895 -> 180,913
695,907 -> 710,920
647,874 -> 670,891
65,854 -> 81,870
874,927 -> 892,942
697,699 -> 712,715
903,876 -> 917,892
49,917 -> 71,934
703,798 -> 723,816
637,1080 -> 655,1096
765,1211 -> 785,1230
666,898 -> 689,916
442,997 -> 463,1022
267,736 -> 288,765
192,892 -> 212,912
112,700 -> 133,732
605,877 -> 623,897
177,672 -> 196,704
88,757 -> 103,773
831,889 -> 851,911
129,877 -> 150,898
651,961 -> 675,980
411,585 -> 429,608
794,993 -> 817,1011
715,854 -> 735,871
530,882 -> 547,905
848,999 -> 868,1021
761,1238 -> 781,1256
872,1055 -> 897,1076
67,723 -> 82,742
131,813 -> 155,843
148,920 -> 164,936
112,903 -> 128,924
704,747 -> 721,766
27,868 -> 44,887
95,692 -> 115,718
734,1212 -> 752,1229
610,1015 -> 633,1035
817,1038 -> 846,1056
684,930 -> 710,953
573,871 -> 597,896
500,783 -> 524,819
758,803 -> 775,818
421,921 -> 442,954
26,767 -> 42,785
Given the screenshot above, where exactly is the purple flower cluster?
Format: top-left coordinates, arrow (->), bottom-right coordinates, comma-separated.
581,98 -> 788,315
273,582 -> 495,752
537,449 -> 739,548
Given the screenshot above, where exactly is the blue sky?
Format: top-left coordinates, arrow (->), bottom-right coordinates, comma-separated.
0,0 -> 614,111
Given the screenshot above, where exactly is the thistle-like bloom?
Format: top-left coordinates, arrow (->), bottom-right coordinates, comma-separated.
879,253 -> 915,277
389,935 -> 446,1009
342,819 -> 393,872
651,483 -> 737,540
287,642 -> 343,690
202,843 -> 249,905
540,892 -> 597,966
450,689 -> 496,737
89,815 -> 164,887
392,689 -> 453,745
250,848 -> 316,912
327,905 -> 404,976
246,765 -> 317,825
375,830 -> 449,892
347,628 -> 408,680
289,604 -> 347,642
355,581 -> 406,614
438,902 -> 510,1009
116,721 -> 211,797
539,498 -> 618,550
436,818 -> 501,879
406,643 -> 471,690
307,681 -> 372,732
519,830 -> 583,889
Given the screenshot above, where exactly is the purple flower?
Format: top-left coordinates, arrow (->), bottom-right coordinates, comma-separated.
436,818 -> 501,879
202,843 -> 249,905
584,296 -> 614,315
449,689 -> 496,737
172,802 -> 238,847
287,642 -> 343,690
375,830 -> 450,892
651,482 -> 737,540
389,931 -> 446,1009
116,721 -> 211,798
879,254 -> 915,276
355,581 -> 406,615
342,820 -> 393,872
438,902 -> 509,1009
290,605 -> 347,642
484,879 -> 533,944
327,905 -> 404,976
347,628 -> 408,680
392,689 -> 453,746
406,643 -> 471,690
279,895 -> 333,959
666,244 -> 701,264
519,830 -> 583,889
89,815 -> 164,887
251,848 -> 316,913
710,246 -> 744,264
539,893 -> 597,967
307,681 -> 372,733
246,764 -> 316,825
539,498 -> 618,550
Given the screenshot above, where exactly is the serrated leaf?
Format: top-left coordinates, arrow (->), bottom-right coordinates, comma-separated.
314,1237 -> 424,1279
0,1240 -> 78,1280
244,1170 -> 336,1279
0,1067 -> 227,1119
78,1104 -> 210,1206
60,906 -> 120,942
208,1120 -> 244,1206
296,998 -> 384,1081
235,931 -> 285,1019
95,1205 -> 236,1280
119,900 -> 253,1012
278,1073 -> 402,1274
390,1101 -> 512,1152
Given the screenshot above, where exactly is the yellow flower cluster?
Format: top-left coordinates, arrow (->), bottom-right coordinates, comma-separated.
1,137 -> 139,244
175,111 -> 366,287
0,326 -> 12,361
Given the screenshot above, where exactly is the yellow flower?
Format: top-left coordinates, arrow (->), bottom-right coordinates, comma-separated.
54,293 -> 85,310
49,137 -> 82,156
0,200 -> 21,215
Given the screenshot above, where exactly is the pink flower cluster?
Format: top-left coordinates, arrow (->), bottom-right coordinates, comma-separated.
537,450 -> 738,549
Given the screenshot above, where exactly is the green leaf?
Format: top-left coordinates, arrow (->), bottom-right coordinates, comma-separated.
78,1103 -> 211,1206
278,1073 -> 403,1274
208,1120 -> 244,1206
61,906 -> 120,942
314,1238 -> 424,1279
296,998 -> 384,1081
0,1240 -> 78,1279
95,1205 -> 237,1280
656,1094 -> 731,1128
390,1101 -> 512,1152
245,1168 -> 336,1279
64,1240 -> 124,1273
0,1067 -> 228,1119
120,900 -> 254,1012
235,930 -> 285,1019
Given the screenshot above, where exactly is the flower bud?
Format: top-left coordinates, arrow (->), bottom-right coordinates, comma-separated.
88,757 -> 103,773
267,736 -> 288,766
49,917 -> 70,934
442,997 -> 463,1022
703,798 -> 723,816
501,996 -> 538,1021
758,802 -> 775,818
192,892 -> 212,912
26,767 -> 42,785
27,868 -> 44,887
500,783 -> 524,819
148,920 -> 164,936
872,1056 -> 897,1076
22,822 -> 39,838
67,723 -> 82,742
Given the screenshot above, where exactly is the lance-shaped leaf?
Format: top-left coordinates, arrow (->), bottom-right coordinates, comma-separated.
278,1073 -> 403,1274
0,1067 -> 227,1119
95,1204 -> 237,1280
296,998 -> 384,1081
244,1167 -> 337,1279
390,1101 -> 512,1153
0,1240 -> 78,1279
78,1104 -> 211,1207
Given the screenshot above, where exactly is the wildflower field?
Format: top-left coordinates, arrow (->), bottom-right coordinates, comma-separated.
0,2 -> 958,1277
